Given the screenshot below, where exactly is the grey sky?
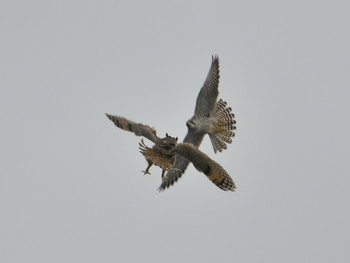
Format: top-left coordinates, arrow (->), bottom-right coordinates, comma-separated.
1,0 -> 349,262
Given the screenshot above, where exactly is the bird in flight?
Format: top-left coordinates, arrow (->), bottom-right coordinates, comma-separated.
106,114 -> 235,191
159,55 -> 236,191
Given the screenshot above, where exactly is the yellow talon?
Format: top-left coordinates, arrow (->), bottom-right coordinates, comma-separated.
216,121 -> 225,126
214,128 -> 225,133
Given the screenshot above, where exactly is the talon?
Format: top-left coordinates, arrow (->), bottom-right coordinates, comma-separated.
214,128 -> 225,133
142,161 -> 153,175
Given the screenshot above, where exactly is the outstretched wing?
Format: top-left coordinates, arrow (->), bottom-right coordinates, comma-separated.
193,55 -> 220,118
159,56 -> 222,191
163,143 -> 235,191
105,113 -> 158,143
159,131 -> 205,191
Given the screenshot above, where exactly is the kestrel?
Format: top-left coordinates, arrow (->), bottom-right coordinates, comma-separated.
106,114 -> 235,191
159,55 -> 236,191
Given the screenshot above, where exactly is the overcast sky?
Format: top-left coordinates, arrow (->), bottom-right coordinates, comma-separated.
1,1 -> 349,262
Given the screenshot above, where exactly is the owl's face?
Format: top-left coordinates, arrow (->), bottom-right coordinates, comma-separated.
158,133 -> 178,155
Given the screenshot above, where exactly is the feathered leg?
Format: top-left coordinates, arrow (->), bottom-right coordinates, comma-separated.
142,159 -> 153,175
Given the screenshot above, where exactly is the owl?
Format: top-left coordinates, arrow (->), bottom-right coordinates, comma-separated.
106,114 -> 235,191
160,55 -> 236,191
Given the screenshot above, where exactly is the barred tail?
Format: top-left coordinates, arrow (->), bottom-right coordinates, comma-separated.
210,99 -> 236,153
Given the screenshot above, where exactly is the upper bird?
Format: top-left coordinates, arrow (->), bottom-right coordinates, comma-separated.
105,114 -> 235,191
159,55 -> 236,191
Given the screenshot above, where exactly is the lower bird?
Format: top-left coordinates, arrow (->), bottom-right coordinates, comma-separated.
106,113 -> 235,191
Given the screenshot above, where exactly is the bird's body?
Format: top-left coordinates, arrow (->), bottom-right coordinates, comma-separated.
186,99 -> 235,148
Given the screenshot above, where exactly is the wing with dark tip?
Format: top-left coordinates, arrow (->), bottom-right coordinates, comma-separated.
193,55 -> 220,118
167,143 -> 235,191
159,56 -> 220,191
159,130 -> 205,191
105,113 -> 158,143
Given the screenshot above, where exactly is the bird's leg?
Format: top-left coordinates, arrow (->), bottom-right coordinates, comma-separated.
213,126 -> 225,133
142,160 -> 153,175
216,120 -> 225,126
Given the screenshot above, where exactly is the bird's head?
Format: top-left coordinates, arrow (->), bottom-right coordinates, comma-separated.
186,117 -> 197,130
157,133 -> 178,155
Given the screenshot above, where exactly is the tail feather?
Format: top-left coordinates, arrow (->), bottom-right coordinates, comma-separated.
210,99 -> 236,153
209,134 -> 227,153
217,132 -> 233,144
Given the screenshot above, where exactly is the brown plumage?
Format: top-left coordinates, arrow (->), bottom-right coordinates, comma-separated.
138,135 -> 177,179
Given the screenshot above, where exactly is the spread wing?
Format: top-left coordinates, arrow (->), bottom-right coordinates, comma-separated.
159,130 -> 205,191
167,143 -> 235,191
105,113 -> 158,143
193,55 -> 220,118
159,56 -> 221,191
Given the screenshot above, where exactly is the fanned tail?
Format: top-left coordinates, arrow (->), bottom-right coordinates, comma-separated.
210,99 -> 236,153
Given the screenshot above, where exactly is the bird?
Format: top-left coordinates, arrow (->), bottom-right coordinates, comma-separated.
159,55 -> 236,191
106,113 -> 235,191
